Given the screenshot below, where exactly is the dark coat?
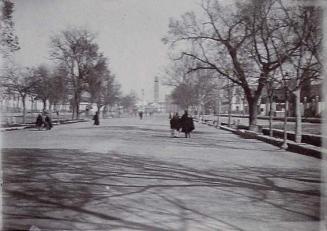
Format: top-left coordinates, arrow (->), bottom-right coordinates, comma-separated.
93,113 -> 99,125
180,114 -> 194,133
35,115 -> 43,127
170,116 -> 180,130
44,116 -> 53,129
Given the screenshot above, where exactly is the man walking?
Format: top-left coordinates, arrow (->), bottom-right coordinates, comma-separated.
180,110 -> 194,138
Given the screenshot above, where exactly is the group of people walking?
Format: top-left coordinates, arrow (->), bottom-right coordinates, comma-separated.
170,110 -> 195,138
35,113 -> 53,130
35,110 -> 194,136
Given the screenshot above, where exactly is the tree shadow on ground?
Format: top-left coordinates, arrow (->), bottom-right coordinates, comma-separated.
2,148 -> 321,230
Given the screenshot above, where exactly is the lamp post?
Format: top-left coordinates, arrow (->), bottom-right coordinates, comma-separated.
315,95 -> 319,116
303,96 -> 307,117
281,72 -> 289,149
216,88 -> 221,128
267,76 -> 275,137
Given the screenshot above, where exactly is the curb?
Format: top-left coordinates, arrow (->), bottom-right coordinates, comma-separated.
197,120 -> 323,159
219,125 -> 323,159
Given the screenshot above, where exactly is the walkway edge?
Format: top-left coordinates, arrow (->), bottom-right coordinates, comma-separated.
217,124 -> 324,159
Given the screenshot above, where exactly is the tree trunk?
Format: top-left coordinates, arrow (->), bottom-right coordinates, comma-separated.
30,96 -> 34,113
281,92 -> 289,149
97,103 -> 101,119
71,100 -> 75,120
294,88 -> 302,143
73,92 -> 81,120
268,97 -> 273,137
16,95 -> 20,109
216,97 -> 221,128
228,99 -> 232,127
242,98 -> 246,116
227,84 -> 233,127
42,99 -> 47,112
198,103 -> 201,117
22,95 -> 26,124
76,103 -> 80,119
102,105 -> 107,118
248,98 -> 258,131
48,101 -> 53,112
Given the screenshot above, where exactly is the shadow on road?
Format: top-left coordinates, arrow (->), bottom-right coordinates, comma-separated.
2,148 -> 321,230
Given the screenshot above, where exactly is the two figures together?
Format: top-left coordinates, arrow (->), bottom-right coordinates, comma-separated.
170,110 -> 195,138
35,112 -> 53,130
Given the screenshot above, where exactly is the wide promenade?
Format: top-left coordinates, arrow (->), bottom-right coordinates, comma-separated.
1,115 -> 322,230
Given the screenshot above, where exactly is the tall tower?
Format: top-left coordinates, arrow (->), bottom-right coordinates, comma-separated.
154,76 -> 159,103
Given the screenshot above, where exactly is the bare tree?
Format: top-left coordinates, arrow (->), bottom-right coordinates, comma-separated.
31,65 -> 52,111
163,0 -> 303,130
265,71 -> 279,137
85,55 -> 111,112
50,65 -> 69,111
1,65 -> 34,123
271,2 -> 322,144
50,28 -> 100,119
163,56 -> 220,113
284,4 -> 322,143
101,74 -> 121,116
170,83 -> 197,110
120,93 -> 137,113
0,0 -> 20,59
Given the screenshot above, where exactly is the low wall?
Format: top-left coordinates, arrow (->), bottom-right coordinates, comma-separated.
198,114 -> 322,123
262,128 -> 324,147
197,115 -> 323,147
218,125 -> 322,159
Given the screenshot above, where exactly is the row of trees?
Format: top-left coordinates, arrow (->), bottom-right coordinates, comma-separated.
163,0 -> 322,142
0,1 -> 136,122
1,28 -> 125,121
165,57 -> 221,113
49,28 -> 123,119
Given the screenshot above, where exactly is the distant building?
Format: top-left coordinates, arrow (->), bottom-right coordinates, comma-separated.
220,86 -> 246,114
260,82 -> 323,117
218,81 -> 323,118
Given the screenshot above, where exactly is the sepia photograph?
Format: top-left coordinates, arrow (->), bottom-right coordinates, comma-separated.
0,0 -> 326,230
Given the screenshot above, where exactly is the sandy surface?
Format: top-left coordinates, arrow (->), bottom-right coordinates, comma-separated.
1,115 -> 322,230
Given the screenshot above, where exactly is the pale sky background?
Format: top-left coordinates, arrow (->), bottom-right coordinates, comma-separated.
12,0 -> 201,102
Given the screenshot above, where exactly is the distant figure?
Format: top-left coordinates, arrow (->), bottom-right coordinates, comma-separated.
35,113 -> 44,130
180,110 -> 194,138
44,115 -> 53,130
170,112 -> 180,137
138,111 -> 143,120
93,111 -> 100,125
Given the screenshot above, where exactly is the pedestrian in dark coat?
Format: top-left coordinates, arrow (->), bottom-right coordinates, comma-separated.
44,115 -> 53,130
93,111 -> 100,125
180,110 -> 194,138
170,113 -> 180,137
35,114 -> 43,130
138,111 -> 143,120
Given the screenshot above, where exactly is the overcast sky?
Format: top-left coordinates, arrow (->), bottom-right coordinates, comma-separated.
12,0 -> 201,102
